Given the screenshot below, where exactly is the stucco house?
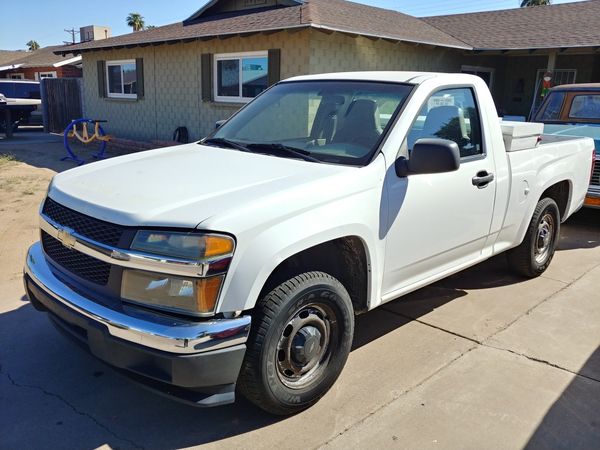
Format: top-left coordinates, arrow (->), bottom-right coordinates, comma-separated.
56,0 -> 600,142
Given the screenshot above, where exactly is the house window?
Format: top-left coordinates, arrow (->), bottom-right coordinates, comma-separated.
36,71 -> 57,80
461,66 -> 494,88
106,60 -> 137,99
214,51 -> 268,103
9,73 -> 24,80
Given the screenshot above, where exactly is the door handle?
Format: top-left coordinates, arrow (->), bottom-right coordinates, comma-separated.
472,171 -> 494,188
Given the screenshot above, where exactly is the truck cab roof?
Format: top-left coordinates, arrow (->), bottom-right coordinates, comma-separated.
284,71 -> 480,85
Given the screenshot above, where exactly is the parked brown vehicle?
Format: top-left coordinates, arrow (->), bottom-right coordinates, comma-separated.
533,83 -> 600,208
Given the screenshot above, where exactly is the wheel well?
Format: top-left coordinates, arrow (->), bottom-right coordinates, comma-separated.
259,237 -> 370,314
540,180 -> 570,219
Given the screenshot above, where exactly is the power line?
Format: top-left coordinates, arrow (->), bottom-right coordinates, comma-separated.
64,28 -> 80,45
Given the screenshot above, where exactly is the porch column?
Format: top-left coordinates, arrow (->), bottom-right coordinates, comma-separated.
547,50 -> 557,72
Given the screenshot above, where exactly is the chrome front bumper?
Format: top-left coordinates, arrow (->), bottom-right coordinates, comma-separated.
24,242 -> 251,355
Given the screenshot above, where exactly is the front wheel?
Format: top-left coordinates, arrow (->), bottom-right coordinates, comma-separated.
238,271 -> 354,415
507,197 -> 560,278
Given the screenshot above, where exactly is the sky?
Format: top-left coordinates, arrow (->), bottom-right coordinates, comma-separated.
0,0 -> 582,50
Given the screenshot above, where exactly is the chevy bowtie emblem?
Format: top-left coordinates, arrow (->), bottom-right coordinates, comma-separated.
56,226 -> 77,249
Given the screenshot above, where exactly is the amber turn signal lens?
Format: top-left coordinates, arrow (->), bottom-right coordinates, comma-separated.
204,236 -> 234,258
196,275 -> 224,314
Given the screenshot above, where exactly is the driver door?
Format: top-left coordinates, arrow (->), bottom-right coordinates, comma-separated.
381,87 -> 497,298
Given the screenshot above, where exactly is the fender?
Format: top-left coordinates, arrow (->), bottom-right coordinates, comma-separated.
216,196 -> 383,313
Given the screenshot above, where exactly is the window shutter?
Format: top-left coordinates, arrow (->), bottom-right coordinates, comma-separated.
136,58 -> 145,99
201,53 -> 213,102
97,60 -> 106,98
268,49 -> 281,86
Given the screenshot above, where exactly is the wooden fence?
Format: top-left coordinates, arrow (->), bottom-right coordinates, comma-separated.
41,78 -> 83,134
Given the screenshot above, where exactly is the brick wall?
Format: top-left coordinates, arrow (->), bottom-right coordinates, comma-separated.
2,65 -> 82,80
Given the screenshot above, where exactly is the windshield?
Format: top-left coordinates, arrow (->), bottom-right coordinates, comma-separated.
206,80 -> 413,166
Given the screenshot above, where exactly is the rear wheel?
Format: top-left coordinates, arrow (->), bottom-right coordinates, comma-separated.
238,271 -> 354,415
507,197 -> 560,278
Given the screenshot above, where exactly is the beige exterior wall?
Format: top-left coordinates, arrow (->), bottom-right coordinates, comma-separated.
82,28 -> 600,141
82,30 -> 310,141
308,30 -> 462,74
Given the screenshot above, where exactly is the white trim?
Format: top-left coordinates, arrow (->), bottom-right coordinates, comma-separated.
213,51 -> 268,103
38,71 -> 57,79
9,73 -> 25,80
106,59 -> 137,99
53,55 -> 82,68
0,63 -> 24,72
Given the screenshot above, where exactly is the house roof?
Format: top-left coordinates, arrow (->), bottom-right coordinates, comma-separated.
0,50 -> 26,65
1,46 -> 81,69
54,0 -> 600,56
424,0 -> 600,50
55,0 -> 469,55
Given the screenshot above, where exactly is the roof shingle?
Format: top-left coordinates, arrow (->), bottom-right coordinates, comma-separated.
2,46 -> 79,68
54,0 -> 600,55
425,0 -> 600,50
56,0 -> 469,54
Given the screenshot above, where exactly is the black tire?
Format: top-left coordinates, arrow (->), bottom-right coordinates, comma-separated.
507,197 -> 560,278
238,271 -> 354,415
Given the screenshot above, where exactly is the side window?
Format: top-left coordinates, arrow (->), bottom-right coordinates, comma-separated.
539,91 -> 565,121
569,94 -> 600,120
407,87 -> 483,158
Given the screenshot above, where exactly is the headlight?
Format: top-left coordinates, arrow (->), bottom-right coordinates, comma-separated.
121,270 -> 224,316
122,231 -> 235,316
130,230 -> 234,260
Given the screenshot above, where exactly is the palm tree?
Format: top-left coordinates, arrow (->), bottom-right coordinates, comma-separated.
126,13 -> 145,32
26,40 -> 40,51
520,0 -> 551,6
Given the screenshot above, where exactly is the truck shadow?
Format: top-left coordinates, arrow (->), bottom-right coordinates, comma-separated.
0,249 -> 533,450
557,208 -> 599,250
525,345 -> 600,448
1,215 -> 597,449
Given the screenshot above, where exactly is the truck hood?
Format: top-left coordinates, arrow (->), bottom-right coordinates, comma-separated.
48,143 -> 362,229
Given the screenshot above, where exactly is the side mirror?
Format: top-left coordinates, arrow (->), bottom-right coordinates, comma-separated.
215,120 -> 227,129
395,138 -> 460,177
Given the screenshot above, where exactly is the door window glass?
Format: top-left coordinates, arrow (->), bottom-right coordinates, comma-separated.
407,87 -> 483,158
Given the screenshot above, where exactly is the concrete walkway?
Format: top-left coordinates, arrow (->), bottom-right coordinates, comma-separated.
0,133 -> 599,449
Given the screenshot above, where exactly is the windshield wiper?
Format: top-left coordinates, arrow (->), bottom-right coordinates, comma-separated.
202,137 -> 252,153
247,143 -> 322,163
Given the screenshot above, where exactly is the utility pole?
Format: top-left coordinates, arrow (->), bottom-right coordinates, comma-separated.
64,28 -> 80,44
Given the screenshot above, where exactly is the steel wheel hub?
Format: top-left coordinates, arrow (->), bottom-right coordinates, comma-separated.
276,304 -> 334,389
534,213 -> 554,264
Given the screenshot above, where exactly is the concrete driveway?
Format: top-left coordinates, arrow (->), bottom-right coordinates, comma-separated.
1,133 -> 599,450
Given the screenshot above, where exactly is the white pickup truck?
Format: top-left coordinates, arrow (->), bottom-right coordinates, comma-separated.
24,72 -> 594,415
